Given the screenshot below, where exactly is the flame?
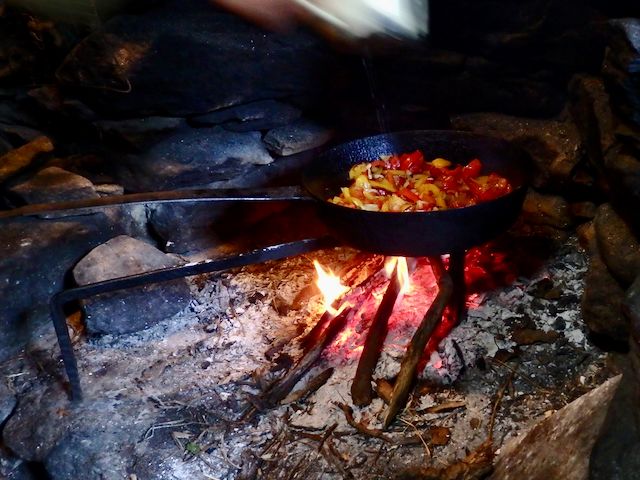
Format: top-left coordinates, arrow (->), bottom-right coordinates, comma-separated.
313,260 -> 349,316
384,257 -> 412,295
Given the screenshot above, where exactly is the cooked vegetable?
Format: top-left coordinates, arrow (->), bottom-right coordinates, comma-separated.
328,150 -> 512,212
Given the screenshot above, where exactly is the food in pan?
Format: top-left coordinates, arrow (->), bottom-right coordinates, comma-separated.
328,150 -> 513,212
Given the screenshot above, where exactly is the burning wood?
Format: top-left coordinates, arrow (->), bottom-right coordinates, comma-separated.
300,254 -> 385,352
384,256 -> 454,428
351,257 -> 415,406
264,258 -> 389,406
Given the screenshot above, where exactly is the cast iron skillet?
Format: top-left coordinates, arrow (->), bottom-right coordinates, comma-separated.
302,130 -> 530,256
0,130 -> 530,257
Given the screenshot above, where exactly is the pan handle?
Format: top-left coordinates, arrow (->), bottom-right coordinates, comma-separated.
0,185 -> 315,221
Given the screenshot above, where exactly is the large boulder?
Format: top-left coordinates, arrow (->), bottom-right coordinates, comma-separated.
594,203 -> 640,286
0,136 -> 54,184
189,99 -> 302,132
43,399 -> 156,480
115,127 -> 273,191
603,19 -> 640,127
581,237 -> 629,346
569,75 -> 617,168
0,215 -> 118,361
490,375 -> 622,480
450,113 -> 582,189
604,146 -> 640,215
55,0 -> 332,117
72,235 -> 191,335
9,166 -> 98,204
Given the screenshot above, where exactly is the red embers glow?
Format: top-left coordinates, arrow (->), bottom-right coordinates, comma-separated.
313,242 -> 517,369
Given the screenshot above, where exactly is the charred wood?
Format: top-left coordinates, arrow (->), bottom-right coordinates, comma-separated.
300,254 -> 384,352
384,256 -> 453,428
351,260 -> 403,406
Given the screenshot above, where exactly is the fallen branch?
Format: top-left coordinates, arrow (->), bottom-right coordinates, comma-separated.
384,257 -> 453,428
422,400 -> 466,414
351,261 -> 403,406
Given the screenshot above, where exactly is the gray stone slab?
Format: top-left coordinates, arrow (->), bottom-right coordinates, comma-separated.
73,235 -> 191,335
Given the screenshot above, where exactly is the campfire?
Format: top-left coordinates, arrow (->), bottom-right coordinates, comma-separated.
267,254 -> 458,428
1,1 -> 639,479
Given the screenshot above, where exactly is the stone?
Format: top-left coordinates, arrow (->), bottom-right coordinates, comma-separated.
0,450 -> 34,480
0,215 -> 118,361
375,47 -> 567,118
604,146 -> 640,215
26,85 -> 98,123
569,75 -> 617,167
9,167 -> 98,204
117,127 -> 273,191
0,136 -> 54,184
46,151 -> 121,186
569,201 -> 597,221
94,116 -> 186,151
0,135 -> 12,155
623,273 -> 640,344
521,190 -> 572,229
0,101 -> 40,129
450,113 -> 582,188
55,1 -> 332,117
95,183 -> 124,196
594,203 -> 640,286
581,242 -> 629,346
72,235 -> 191,335
589,360 -> 640,479
0,380 -> 16,425
44,399 -> 156,480
603,19 -> 640,127
189,99 -> 302,132
489,375 -> 622,480
0,123 -> 44,143
2,384 -> 73,462
263,120 -> 333,156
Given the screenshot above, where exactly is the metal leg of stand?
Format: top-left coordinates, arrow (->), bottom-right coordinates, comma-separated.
50,237 -> 337,402
448,251 -> 467,325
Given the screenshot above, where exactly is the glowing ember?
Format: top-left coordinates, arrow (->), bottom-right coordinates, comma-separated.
313,260 -> 349,316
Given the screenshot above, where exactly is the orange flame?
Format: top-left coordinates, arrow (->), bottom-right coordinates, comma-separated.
313,260 -> 349,316
384,257 -> 412,295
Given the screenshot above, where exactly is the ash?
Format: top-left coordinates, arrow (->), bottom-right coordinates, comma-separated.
11,237 -> 611,479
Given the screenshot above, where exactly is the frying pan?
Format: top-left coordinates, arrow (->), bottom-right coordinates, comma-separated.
303,130 -> 530,256
0,130 -> 530,256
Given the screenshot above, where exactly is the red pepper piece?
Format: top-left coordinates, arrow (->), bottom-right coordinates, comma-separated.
398,187 -> 420,203
463,158 -> 482,178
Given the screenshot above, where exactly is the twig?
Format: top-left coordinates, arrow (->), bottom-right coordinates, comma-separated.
398,417 -> 431,457
384,257 -> 453,428
422,400 -> 466,414
322,439 -> 355,480
489,357 -> 552,393
488,368 -> 516,441
318,423 -> 338,452
336,402 -> 390,442
283,367 -> 334,404
351,260 -> 403,406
